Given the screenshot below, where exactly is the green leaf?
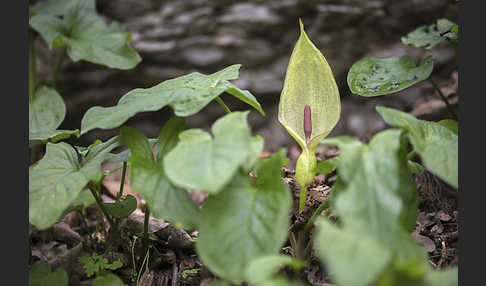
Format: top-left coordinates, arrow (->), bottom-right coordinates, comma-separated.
29,86 -> 65,135
401,19 -> 457,50
209,281 -> 230,286
408,160 -> 424,175
315,158 -> 337,175
376,106 -> 457,188
278,19 -> 341,150
29,0 -> 94,17
61,189 -> 96,217
121,127 -> 200,230
30,137 -> 122,229
164,112 -> 254,193
103,194 -> 137,218
29,143 -> 93,230
29,0 -> 141,69
315,219 -> 393,286
196,150 -> 292,284
29,261 -> 68,286
347,55 -> 434,97
80,65 -> 263,134
245,255 -> 305,285
315,129 -> 455,285
92,274 -> 127,286
28,86 -> 79,143
156,116 -> 186,160
258,276 -> 306,286
438,119 -> 458,135
243,135 -> 264,172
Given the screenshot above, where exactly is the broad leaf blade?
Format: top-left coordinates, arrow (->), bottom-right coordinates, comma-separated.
29,86 -> 73,142
103,194 -> 137,218
81,65 -> 263,134
376,106 -> 458,188
315,219 -> 392,286
29,0 -> 141,69
164,112 -> 253,193
347,55 -> 434,97
156,116 -> 186,162
196,151 -> 291,283
121,127 -> 200,230
278,19 -> 341,149
401,19 -> 457,50
29,261 -> 68,286
29,143 -> 90,230
245,255 -> 305,285
92,274 -> 127,286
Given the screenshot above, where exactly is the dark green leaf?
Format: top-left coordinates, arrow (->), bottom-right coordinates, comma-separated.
104,194 -> 137,218
164,112 -> 253,193
408,160 -> 424,175
156,116 -> 186,161
347,55 -> 434,97
29,143 -> 93,230
438,119 -> 458,135
196,150 -> 291,283
401,19 -> 457,49
91,274 -> 127,286
245,255 -> 305,285
80,65 -> 264,134
315,158 -> 337,175
315,219 -> 392,286
29,86 -> 79,143
61,190 -> 96,217
376,106 -> 457,188
121,127 -> 200,230
29,0 -> 141,69
29,261 -> 68,286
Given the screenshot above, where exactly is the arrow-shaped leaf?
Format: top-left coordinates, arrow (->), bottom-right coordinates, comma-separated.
81,65 -> 264,134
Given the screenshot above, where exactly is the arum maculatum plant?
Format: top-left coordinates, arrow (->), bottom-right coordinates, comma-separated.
278,19 -> 341,212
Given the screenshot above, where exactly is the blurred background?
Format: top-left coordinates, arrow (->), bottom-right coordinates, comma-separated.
34,0 -> 458,155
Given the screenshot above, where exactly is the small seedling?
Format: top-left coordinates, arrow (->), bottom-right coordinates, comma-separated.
78,253 -> 123,278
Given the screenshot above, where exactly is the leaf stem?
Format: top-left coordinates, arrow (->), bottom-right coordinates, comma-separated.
406,150 -> 416,161
142,205 -> 151,256
298,184 -> 308,213
116,162 -> 128,201
29,28 -> 36,101
52,48 -> 66,88
215,97 -> 231,114
89,184 -> 115,231
428,78 -> 457,120
304,200 -> 328,234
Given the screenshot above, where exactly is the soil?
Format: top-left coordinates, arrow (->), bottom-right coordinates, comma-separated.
29,147 -> 458,286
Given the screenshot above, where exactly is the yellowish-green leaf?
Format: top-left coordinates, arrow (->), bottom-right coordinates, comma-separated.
278,19 -> 341,151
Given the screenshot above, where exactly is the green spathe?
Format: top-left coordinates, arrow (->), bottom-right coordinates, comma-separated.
278,19 -> 341,150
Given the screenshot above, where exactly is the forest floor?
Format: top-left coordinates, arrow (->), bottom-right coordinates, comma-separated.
29,144 -> 458,286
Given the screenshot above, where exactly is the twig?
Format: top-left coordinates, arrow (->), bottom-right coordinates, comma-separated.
172,261 -> 179,286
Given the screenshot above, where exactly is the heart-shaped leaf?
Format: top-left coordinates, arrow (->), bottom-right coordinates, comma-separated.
376,106 -> 457,188
164,111 -> 256,193
80,65 -> 264,134
91,274 -> 127,286
29,86 -> 79,143
245,255 -> 306,285
347,55 -> 434,97
30,137 -> 122,229
401,18 -> 457,50
103,194 -> 137,218
196,150 -> 291,283
29,0 -> 141,70
121,125 -> 200,230
29,261 -> 68,286
317,129 -> 457,285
